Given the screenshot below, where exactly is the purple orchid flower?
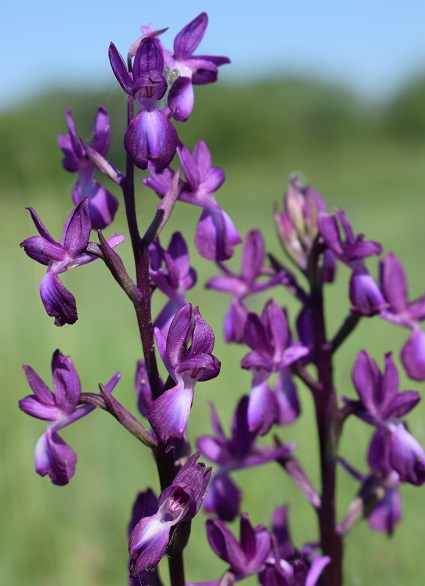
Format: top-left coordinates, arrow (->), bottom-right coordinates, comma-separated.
206,230 -> 286,342
338,454 -> 402,536
128,489 -> 162,586
242,300 -> 309,374
240,299 -> 308,434
350,350 -> 425,485
129,452 -> 211,576
144,140 -> 241,261
258,506 -> 330,586
20,198 -> 124,326
19,349 -> 120,485
274,174 -> 335,280
206,513 -> 271,580
163,12 -> 230,121
318,209 -> 386,316
148,304 -> 220,449
149,232 -> 197,335
57,107 -> 118,229
259,553 -> 330,586
109,36 -> 178,170
197,397 -> 294,520
380,252 -> 425,380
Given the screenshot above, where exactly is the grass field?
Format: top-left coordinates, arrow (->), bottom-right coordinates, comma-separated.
3,84 -> 425,585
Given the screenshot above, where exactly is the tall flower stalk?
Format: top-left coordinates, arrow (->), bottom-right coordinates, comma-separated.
19,13 -> 425,586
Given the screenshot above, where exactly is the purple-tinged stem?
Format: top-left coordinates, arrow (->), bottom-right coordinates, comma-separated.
308,244 -> 343,586
331,313 -> 361,355
120,90 -> 186,586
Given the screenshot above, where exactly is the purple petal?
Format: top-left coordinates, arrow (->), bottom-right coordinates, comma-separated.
380,253 -> 408,313
92,106 -> 110,156
166,303 -> 193,367
206,517 -> 246,575
133,36 -> 165,83
174,13 -> 207,60
195,206 -> 240,261
168,77 -> 194,121
148,384 -> 193,448
401,327 -> 425,381
124,110 -> 178,171
40,271 -> 78,326
129,514 -> 171,576
275,372 -> 300,425
57,133 -> 80,172
108,42 -> 133,94
178,143 -> 201,188
305,554 -> 331,586
387,390 -> 421,418
241,230 -> 265,285
25,207 -> 57,244
352,350 -> 381,415
135,360 -> 152,418
191,59 -> 220,84
204,473 -> 241,521
188,307 -> 215,356
22,364 -> 54,405
19,396 -> 62,421
349,264 -> 387,317
247,380 -> 278,435
73,181 -> 118,230
318,213 -> 343,255
224,299 -> 249,344
20,235 -> 66,264
61,199 -> 91,254
244,313 -> 270,355
389,423 -> 425,485
35,429 -> 77,486
51,349 -> 81,412
128,489 -> 158,536
368,486 -> 402,536
196,436 -> 226,464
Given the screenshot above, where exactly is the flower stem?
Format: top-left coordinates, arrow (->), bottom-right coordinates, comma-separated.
309,244 -> 343,585
121,93 -> 186,586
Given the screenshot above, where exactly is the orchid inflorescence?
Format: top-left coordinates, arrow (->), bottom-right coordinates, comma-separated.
19,12 -> 425,586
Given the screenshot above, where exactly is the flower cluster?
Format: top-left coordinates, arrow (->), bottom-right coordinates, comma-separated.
19,10 -> 425,586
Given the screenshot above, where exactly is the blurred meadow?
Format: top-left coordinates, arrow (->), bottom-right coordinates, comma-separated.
3,71 -> 425,586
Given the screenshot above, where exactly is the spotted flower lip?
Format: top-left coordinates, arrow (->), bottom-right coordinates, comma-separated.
129,452 -> 211,576
57,107 -> 118,229
20,199 -> 124,326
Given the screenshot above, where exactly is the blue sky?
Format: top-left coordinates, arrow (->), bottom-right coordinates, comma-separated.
2,0 -> 425,110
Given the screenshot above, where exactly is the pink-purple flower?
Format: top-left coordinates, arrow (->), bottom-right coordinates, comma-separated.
129,453 -> 211,576
20,199 -> 124,326
163,12 -> 230,121
109,36 -> 178,170
144,140 -> 241,261
19,349 -> 120,485
57,107 -> 118,229
148,304 -> 220,449
380,252 -> 425,380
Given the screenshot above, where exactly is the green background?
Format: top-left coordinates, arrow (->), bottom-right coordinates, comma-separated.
3,76 -> 425,585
